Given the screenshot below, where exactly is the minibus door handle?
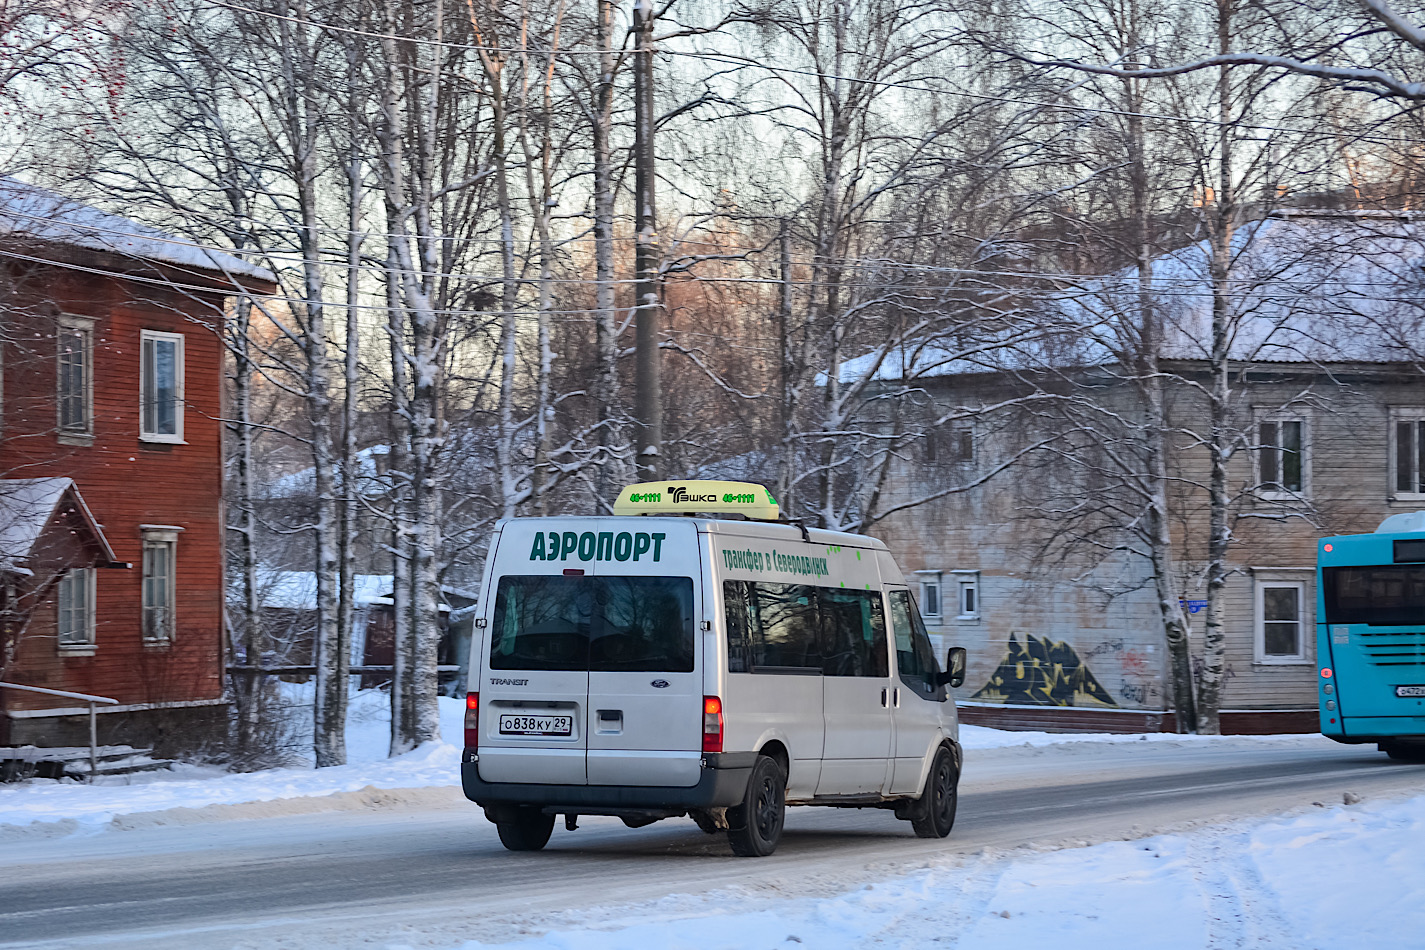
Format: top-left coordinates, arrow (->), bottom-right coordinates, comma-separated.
880,688 -> 888,707
893,688 -> 900,707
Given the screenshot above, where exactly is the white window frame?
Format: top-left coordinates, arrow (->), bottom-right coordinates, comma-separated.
140,525 -> 182,643
56,314 -> 94,445
1390,408 -> 1425,501
139,330 -> 185,444
1253,574 -> 1312,665
1255,414 -> 1310,500
951,569 -> 980,621
913,570 -> 943,618
56,567 -> 97,654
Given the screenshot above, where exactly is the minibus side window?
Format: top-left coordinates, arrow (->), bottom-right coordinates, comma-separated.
751,583 -> 823,671
889,589 -> 942,697
820,589 -> 889,678
723,580 -> 752,672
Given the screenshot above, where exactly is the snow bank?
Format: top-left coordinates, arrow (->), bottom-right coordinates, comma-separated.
0,690 -> 466,832
439,795 -> 1425,950
956,723 -> 1311,749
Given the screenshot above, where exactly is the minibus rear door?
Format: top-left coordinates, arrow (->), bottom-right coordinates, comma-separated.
585,519 -> 704,788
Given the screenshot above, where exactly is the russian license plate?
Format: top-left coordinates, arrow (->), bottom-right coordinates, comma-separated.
1396,685 -> 1425,698
499,713 -> 573,736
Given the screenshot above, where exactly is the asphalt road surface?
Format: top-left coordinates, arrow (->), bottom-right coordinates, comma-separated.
2,736 -> 1422,949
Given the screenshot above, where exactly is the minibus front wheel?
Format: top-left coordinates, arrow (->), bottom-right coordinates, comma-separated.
908,745 -> 959,839
727,755 -> 787,857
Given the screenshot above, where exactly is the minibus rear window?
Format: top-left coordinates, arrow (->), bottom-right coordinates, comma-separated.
490,575 -> 695,671
1323,565 -> 1425,626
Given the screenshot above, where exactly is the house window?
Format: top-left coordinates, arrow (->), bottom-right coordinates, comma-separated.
919,578 -> 942,617
957,578 -> 979,619
1392,413 -> 1425,497
1255,580 -> 1309,663
925,427 -> 973,465
57,568 -> 96,650
140,331 -> 184,442
1258,418 -> 1306,495
57,316 -> 93,440
141,526 -> 181,642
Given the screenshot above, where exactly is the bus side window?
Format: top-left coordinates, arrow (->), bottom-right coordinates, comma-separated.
752,582 -> 823,670
888,589 -> 942,697
723,580 -> 751,673
819,588 -> 889,678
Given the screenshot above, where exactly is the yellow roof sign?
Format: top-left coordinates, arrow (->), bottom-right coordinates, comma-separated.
613,480 -> 780,520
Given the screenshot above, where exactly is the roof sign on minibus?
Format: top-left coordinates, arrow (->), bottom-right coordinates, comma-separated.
612,479 -> 780,520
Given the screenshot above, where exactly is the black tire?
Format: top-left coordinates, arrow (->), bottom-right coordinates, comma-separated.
909,746 -> 959,839
1380,739 -> 1425,762
496,808 -> 555,851
728,755 -> 786,857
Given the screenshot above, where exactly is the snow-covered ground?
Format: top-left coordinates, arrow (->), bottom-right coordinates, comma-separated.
3,692 -> 1420,950
0,688 -> 466,832
0,690 -> 1318,833
430,793 -> 1425,950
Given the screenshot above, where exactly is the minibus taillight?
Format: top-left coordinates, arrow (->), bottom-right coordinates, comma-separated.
703,696 -> 723,753
464,692 -> 479,749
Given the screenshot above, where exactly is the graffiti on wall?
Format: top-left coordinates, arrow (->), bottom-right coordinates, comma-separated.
971,633 -> 1119,707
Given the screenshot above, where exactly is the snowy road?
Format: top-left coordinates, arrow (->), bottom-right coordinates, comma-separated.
1,736 -> 1422,949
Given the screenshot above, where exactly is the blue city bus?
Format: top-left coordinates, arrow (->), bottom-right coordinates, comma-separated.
1317,511 -> 1425,761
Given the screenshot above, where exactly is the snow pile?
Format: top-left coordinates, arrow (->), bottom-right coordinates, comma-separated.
438,795 -> 1425,950
0,691 -> 466,832
956,723 -> 1311,749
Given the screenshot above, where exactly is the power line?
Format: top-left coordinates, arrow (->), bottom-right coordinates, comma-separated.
672,50 -> 1421,147
203,0 -> 1421,146
208,0 -> 612,55
18,203 -> 1425,290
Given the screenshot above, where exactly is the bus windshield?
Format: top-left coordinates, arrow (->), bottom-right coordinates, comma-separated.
1322,564 -> 1425,626
490,574 -> 695,672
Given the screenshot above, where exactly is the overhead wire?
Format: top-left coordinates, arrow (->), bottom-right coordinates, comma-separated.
200,0 -> 1425,146
10,204 -> 1425,292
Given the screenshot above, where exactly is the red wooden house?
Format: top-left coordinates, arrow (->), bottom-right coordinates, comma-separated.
0,178 -> 274,753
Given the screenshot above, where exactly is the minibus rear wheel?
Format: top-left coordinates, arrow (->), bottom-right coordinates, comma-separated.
495,807 -> 555,851
728,755 -> 787,857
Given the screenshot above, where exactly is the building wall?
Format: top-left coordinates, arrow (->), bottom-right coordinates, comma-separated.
1,258 -> 227,717
873,364 -> 1425,730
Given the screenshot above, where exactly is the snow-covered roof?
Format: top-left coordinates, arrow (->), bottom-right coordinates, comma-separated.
0,477 -> 116,573
252,572 -> 397,610
0,176 -> 276,286
264,445 -> 391,500
839,213 -> 1425,384
249,570 -> 466,610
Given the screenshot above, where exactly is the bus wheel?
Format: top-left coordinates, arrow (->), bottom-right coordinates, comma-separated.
909,746 -> 959,839
1380,739 -> 1425,762
496,807 -> 555,851
728,755 -> 786,857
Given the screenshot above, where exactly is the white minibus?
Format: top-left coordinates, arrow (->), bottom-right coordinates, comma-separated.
461,480 -> 967,857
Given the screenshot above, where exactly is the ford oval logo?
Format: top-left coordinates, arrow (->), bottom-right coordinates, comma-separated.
650,679 -> 670,688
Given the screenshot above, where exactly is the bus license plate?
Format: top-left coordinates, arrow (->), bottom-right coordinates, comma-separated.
1395,686 -> 1425,698
499,713 -> 573,736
